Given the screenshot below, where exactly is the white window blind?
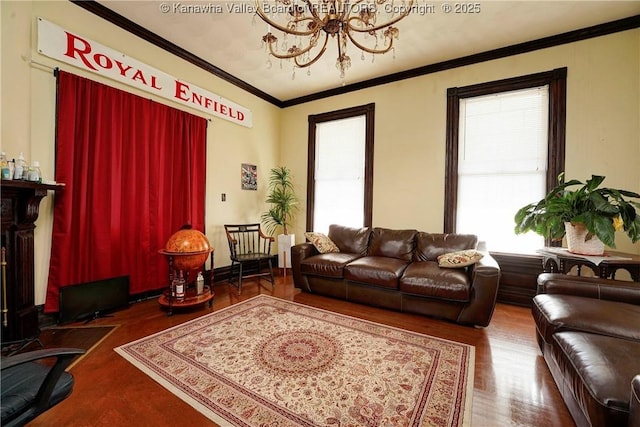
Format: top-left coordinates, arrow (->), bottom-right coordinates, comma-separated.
313,115 -> 366,234
456,86 -> 549,253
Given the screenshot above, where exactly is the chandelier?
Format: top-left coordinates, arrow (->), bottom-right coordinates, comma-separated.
255,0 -> 415,79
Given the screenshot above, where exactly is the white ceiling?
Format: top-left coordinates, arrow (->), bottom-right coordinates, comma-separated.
96,1 -> 640,102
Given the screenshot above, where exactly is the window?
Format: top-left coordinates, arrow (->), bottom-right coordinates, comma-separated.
445,68 -> 566,253
307,104 -> 374,233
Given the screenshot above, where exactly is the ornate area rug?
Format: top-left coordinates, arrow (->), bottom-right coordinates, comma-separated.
115,295 -> 474,427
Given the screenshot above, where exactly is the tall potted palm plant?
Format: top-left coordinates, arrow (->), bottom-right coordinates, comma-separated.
261,166 -> 298,268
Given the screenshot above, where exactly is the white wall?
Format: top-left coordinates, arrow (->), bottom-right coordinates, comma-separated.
280,29 -> 640,255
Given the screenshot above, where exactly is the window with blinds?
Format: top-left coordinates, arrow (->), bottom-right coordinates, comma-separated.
456,86 -> 549,253
313,115 -> 366,233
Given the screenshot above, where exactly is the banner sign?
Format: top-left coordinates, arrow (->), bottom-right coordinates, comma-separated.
37,18 -> 252,128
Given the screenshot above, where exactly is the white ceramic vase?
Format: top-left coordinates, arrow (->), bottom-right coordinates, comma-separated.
277,234 -> 295,268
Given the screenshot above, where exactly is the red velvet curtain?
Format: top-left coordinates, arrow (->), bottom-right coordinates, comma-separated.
45,71 -> 207,312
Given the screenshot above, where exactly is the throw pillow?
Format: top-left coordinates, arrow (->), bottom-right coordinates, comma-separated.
304,232 -> 340,254
437,250 -> 483,268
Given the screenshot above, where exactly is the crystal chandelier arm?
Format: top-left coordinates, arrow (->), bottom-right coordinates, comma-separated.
335,0 -> 348,21
254,0 -> 320,36
293,33 -> 331,68
302,0 -> 326,26
265,31 -> 329,64
345,27 -> 395,55
347,0 -> 414,33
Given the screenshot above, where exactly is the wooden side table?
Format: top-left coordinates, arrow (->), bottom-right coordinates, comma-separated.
158,250 -> 215,316
538,247 -> 640,282
157,285 -> 214,316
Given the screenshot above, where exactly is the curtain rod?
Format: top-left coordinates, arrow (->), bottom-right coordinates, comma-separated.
24,57 -> 212,123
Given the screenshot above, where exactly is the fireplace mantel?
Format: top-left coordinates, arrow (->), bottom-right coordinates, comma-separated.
1,180 -> 64,343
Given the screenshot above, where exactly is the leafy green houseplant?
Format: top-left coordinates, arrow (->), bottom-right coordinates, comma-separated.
514,173 -> 640,250
261,166 -> 298,236
261,166 -> 298,268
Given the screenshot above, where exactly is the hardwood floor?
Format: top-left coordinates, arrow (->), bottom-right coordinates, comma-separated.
28,276 -> 575,426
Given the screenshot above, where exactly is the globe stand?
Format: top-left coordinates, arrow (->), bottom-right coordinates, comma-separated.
158,250 -> 215,316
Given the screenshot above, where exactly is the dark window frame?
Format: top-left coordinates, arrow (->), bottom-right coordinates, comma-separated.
444,68 -> 567,244
307,103 -> 375,231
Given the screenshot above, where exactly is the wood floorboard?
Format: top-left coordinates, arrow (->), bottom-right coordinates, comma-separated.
27,275 -> 576,426
27,326 -> 116,351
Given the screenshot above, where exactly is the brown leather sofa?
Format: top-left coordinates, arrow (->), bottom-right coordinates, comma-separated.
291,224 -> 501,327
532,273 -> 640,427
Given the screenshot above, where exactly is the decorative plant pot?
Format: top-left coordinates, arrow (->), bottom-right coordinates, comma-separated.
277,234 -> 295,268
564,222 -> 605,256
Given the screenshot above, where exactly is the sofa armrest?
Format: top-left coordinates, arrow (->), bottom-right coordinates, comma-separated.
291,242 -> 319,291
472,250 -> 500,274
631,375 -> 640,427
292,242 -> 318,260
537,273 -> 640,305
457,251 -> 501,327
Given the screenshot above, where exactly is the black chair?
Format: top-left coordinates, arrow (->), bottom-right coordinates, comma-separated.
1,347 -> 85,426
224,224 -> 275,294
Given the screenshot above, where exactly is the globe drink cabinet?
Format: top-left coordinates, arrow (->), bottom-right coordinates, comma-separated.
158,226 -> 214,316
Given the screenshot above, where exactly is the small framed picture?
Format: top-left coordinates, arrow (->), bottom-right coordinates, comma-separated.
241,164 -> 257,190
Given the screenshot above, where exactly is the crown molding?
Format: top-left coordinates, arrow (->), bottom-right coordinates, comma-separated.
70,0 -> 284,107
282,14 -> 640,107
70,2 -> 639,109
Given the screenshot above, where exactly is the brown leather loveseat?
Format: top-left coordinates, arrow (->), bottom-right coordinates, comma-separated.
291,224 -> 501,327
532,273 -> 640,427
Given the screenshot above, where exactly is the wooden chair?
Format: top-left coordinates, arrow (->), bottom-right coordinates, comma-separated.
224,224 -> 275,293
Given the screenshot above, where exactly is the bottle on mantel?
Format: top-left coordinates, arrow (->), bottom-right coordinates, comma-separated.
0,152 -> 10,180
27,161 -> 42,183
13,152 -> 26,180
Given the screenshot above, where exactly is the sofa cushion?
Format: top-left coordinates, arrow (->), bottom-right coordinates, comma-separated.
328,224 -> 372,256
300,253 -> 363,278
399,261 -> 471,301
304,232 -> 340,253
551,331 -> 640,427
368,228 -> 417,261
414,233 -> 478,261
344,256 -> 409,289
532,294 -> 640,344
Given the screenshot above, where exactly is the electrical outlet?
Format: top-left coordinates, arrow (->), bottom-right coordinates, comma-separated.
221,193 -> 226,202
